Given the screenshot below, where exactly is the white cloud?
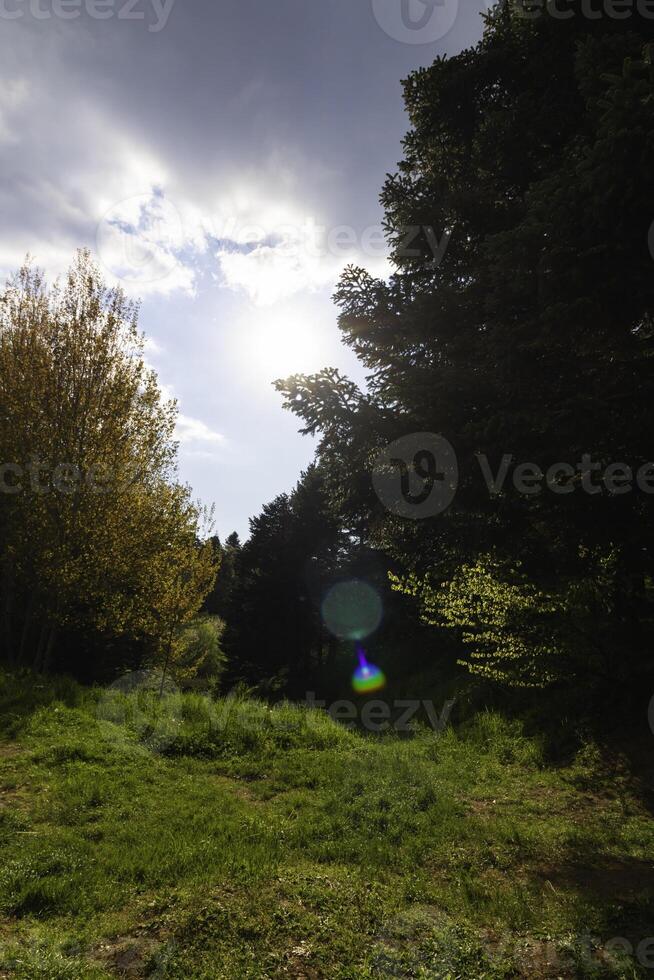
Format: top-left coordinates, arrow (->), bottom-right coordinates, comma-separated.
0,42 -> 199,298
216,237 -> 338,306
0,78 -> 29,145
175,414 -> 225,447
142,336 -> 164,356
150,378 -> 225,455
95,191 -> 196,297
210,203 -> 393,306
0,38 -> 389,310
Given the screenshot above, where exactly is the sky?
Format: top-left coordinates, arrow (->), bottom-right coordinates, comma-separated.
0,0 -> 490,539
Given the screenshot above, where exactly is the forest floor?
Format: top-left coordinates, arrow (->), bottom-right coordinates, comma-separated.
0,672 -> 653,978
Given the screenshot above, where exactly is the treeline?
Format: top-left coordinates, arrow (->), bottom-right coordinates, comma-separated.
205,467 -> 434,701
221,5 -> 654,716
0,253 -> 218,681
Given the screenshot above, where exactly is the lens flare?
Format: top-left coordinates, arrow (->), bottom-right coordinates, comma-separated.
352,645 -> 386,694
321,579 -> 383,641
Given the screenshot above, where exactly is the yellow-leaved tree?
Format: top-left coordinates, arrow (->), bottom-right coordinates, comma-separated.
0,251 -> 217,673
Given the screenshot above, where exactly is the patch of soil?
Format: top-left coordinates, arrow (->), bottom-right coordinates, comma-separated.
93,918 -> 174,978
538,856 -> 654,900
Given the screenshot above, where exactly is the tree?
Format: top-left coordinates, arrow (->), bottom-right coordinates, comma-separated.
0,251 -> 218,674
205,532 -> 240,620
276,12 -> 654,694
390,550 -> 621,690
170,614 -> 227,692
224,466 -> 345,691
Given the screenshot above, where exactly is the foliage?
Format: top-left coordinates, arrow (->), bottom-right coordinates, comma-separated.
0,251 -> 217,675
391,551 -> 620,688
276,13 -> 654,696
224,465 -> 346,690
204,532 -> 240,621
172,615 -> 227,691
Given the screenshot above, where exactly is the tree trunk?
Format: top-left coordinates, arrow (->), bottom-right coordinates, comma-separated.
41,624 -> 58,673
18,600 -> 34,666
33,622 -> 49,672
159,624 -> 175,698
0,554 -> 14,663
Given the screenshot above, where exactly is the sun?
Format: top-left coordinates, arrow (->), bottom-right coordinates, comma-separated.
237,308 -> 331,383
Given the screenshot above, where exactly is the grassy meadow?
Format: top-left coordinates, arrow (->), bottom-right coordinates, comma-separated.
0,672 -> 653,979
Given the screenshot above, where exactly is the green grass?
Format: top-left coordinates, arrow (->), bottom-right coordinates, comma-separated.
0,671 -> 652,978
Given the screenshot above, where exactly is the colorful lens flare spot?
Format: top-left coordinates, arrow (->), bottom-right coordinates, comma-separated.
352,646 -> 386,694
321,580 -> 383,641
